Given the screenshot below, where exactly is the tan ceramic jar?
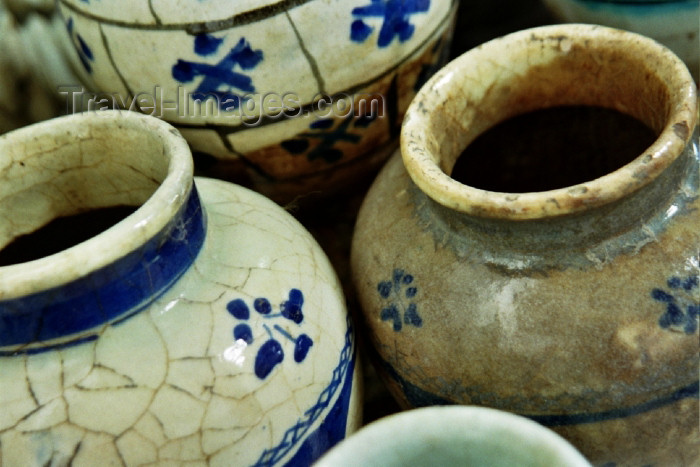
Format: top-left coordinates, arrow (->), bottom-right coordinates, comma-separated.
351,24 -> 699,465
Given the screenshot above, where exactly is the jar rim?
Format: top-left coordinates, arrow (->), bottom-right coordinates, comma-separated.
401,24 -> 698,220
0,110 -> 194,300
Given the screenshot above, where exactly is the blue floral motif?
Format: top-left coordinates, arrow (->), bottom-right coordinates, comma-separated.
377,269 -> 422,331
350,0 -> 430,47
172,34 -> 263,110
280,113 -> 377,164
252,316 -> 354,466
651,275 -> 699,334
226,289 -> 313,379
65,18 -> 94,73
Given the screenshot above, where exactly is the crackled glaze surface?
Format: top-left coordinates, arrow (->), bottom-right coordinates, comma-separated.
0,111 -> 360,466
54,0 -> 457,202
352,25 -> 699,466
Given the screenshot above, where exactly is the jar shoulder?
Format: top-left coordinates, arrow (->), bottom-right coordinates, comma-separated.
0,177 -> 356,467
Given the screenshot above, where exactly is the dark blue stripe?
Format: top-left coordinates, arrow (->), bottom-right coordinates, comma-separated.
525,380 -> 699,427
0,334 -> 100,356
0,186 -> 206,349
379,356 -> 699,426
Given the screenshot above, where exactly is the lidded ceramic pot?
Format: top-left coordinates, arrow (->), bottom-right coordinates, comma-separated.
0,110 -> 360,465
316,406 -> 591,467
0,0 -> 84,134
54,0 -> 458,203
351,24 -> 698,465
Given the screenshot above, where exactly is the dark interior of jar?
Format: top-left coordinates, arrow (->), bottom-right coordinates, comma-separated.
451,105 -> 657,192
0,122 -> 169,265
0,206 -> 138,266
430,36 -> 671,192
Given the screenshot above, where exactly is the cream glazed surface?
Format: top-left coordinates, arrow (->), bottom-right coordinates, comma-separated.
0,111 -> 360,466
54,0 -> 458,202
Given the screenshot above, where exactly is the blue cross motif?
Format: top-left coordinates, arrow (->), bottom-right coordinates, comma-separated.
651,275 -> 700,335
65,17 -> 94,73
350,0 -> 431,47
172,34 -> 263,110
280,113 -> 378,164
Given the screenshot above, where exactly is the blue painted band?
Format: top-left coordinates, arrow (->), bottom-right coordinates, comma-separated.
380,357 -> 699,426
0,186 -> 206,349
525,380 -> 699,426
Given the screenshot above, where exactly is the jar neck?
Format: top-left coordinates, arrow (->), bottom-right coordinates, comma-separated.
0,111 -> 203,353
0,187 -> 205,353
402,25 -> 697,221
414,135 -> 698,272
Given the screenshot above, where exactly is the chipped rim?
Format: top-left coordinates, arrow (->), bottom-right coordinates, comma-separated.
401,24 -> 698,220
0,110 -> 194,300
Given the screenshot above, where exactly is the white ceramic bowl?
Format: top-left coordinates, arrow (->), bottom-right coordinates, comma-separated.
315,406 -> 592,466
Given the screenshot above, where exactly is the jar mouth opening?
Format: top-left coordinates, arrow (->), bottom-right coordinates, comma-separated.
401,24 -> 697,220
0,110 -> 194,299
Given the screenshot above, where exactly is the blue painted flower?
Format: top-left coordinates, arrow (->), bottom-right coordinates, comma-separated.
226,289 -> 313,379
173,34 -> 263,110
377,269 -> 422,331
651,275 -> 699,334
350,0 -> 430,47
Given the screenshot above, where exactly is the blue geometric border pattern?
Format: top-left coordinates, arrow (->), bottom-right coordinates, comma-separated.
0,186 -> 206,352
251,316 -> 354,466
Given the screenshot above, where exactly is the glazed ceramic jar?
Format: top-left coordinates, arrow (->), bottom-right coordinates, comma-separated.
54,0 -> 458,203
0,110 -> 360,465
0,2 -> 23,133
0,0 -> 82,134
352,24 -> 699,465
316,406 -> 591,466
540,0 -> 699,81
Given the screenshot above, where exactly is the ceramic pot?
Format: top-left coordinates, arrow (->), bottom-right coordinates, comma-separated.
540,0 -> 699,82
316,406 -> 591,466
351,24 -> 699,465
0,0 -> 83,134
54,0 -> 458,204
2,0 -> 54,18
0,3 -> 23,134
0,110 -> 360,465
